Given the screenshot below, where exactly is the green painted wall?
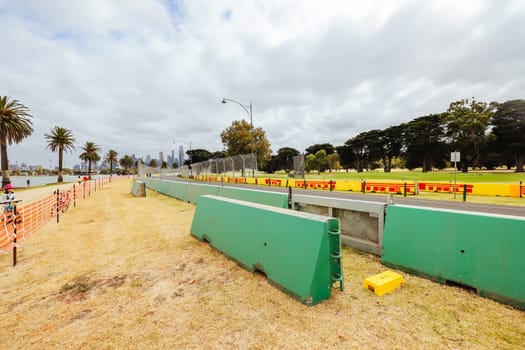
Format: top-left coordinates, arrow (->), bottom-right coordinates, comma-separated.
130,181 -> 145,197
218,186 -> 288,208
183,183 -> 221,204
191,195 -> 343,305
142,178 -> 288,208
166,181 -> 188,199
382,205 -> 525,310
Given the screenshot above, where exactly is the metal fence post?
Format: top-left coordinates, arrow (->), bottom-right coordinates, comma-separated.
56,188 -> 60,224
13,203 -> 18,266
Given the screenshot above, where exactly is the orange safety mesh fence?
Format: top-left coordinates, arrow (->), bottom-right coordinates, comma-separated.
0,176 -> 120,258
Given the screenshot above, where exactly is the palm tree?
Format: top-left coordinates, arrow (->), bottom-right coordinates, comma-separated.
0,96 -> 34,186
119,155 -> 133,174
44,126 -> 75,183
79,141 -> 101,179
105,149 -> 118,175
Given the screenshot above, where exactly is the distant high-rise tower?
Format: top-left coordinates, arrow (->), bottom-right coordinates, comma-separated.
178,146 -> 184,167
159,151 -> 164,163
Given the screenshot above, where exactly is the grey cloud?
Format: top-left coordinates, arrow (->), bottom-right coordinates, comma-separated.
1,0 -> 524,166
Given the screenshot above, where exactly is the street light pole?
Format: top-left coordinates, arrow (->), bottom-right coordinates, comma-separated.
221,98 -> 256,177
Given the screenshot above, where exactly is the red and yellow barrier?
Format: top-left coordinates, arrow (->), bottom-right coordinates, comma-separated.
294,179 -> 336,190
364,182 -> 415,195
182,175 -> 524,199
418,182 -> 473,194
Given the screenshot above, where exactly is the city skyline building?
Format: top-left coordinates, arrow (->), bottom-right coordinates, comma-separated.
178,146 -> 184,168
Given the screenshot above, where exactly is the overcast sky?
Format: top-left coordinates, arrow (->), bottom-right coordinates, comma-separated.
2,0 -> 525,167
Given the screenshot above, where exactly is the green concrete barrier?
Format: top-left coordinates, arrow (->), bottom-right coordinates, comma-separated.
130,181 -> 146,197
143,178 -> 160,191
183,183 -> 221,204
142,179 -> 288,207
140,179 -> 188,200
218,186 -> 288,208
166,181 -> 188,200
155,179 -> 170,194
382,205 -> 525,310
190,195 -> 343,305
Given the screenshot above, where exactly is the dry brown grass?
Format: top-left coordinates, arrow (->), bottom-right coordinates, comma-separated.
1,179 -> 524,349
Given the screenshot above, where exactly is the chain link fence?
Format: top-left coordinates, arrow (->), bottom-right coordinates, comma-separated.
137,162 -> 178,177
293,154 -> 305,178
138,154 -> 257,178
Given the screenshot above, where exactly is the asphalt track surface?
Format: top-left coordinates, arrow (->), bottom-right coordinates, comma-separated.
162,176 -> 525,218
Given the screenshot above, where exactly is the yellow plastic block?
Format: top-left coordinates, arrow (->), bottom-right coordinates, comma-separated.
364,270 -> 404,296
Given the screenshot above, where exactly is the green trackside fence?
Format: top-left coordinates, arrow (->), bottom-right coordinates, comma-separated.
217,186 -> 289,208
130,181 -> 146,197
137,178 -> 524,309
190,195 -> 344,305
381,205 -> 525,310
141,178 -> 288,208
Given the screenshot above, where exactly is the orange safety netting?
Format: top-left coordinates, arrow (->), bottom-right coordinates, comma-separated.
0,176 -> 118,256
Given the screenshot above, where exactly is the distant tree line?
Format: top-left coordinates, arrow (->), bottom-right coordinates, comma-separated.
4,96 -> 521,187
261,98 -> 524,174
181,98 -> 525,174
334,99 -> 524,173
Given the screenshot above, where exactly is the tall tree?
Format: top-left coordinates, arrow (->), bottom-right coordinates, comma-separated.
380,125 -> 403,172
79,141 -> 101,179
274,147 -> 300,172
0,96 -> 34,186
314,149 -> 328,174
210,150 -> 227,159
305,154 -> 318,174
220,119 -> 272,168
305,143 -> 335,155
403,115 -> 447,172
119,155 -> 134,174
105,149 -> 118,175
491,100 -> 525,172
442,98 -> 497,172
344,134 -> 366,173
262,155 -> 279,173
327,152 -> 340,172
361,129 -> 384,166
336,144 -> 354,171
186,149 -> 213,163
44,126 -> 75,183
344,130 -> 381,172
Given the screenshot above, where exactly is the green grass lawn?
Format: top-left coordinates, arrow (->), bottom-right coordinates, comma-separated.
262,169 -> 525,183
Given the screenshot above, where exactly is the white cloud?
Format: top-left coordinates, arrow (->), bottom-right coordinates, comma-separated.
1,0 -> 524,167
